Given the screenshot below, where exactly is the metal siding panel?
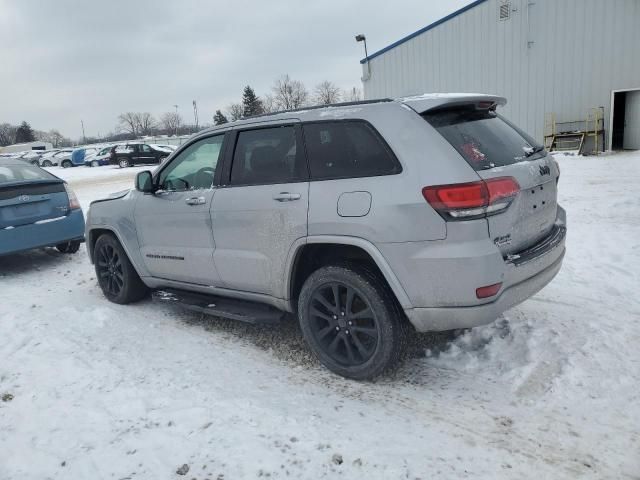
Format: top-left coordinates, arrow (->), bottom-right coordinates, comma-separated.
363,0 -> 639,146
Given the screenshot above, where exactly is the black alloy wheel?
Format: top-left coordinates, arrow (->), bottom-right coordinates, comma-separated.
96,242 -> 124,298
308,282 -> 380,367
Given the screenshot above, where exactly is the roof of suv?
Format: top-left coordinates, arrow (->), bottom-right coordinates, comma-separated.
195,93 -> 507,138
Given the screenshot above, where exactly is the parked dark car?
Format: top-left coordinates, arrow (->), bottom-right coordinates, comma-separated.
85,145 -> 116,167
109,144 -> 169,168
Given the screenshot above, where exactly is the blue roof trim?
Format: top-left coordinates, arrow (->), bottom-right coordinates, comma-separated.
360,0 -> 489,64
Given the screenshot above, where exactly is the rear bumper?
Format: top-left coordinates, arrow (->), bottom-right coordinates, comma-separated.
0,209 -> 85,256
381,206 -> 567,332
405,248 -> 565,331
85,159 -> 109,166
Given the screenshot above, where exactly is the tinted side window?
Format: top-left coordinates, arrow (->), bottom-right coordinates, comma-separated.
303,121 -> 400,180
230,126 -> 304,185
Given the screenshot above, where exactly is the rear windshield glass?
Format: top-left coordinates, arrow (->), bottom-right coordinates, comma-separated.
0,165 -> 58,183
423,108 -> 545,170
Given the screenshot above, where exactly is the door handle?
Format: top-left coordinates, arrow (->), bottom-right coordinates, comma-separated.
273,192 -> 301,202
185,196 -> 206,205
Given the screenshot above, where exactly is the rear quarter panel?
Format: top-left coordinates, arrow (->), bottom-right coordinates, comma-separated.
307,103 -> 482,243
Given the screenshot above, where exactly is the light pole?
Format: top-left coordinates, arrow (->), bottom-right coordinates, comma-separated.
173,104 -> 179,137
356,34 -> 371,81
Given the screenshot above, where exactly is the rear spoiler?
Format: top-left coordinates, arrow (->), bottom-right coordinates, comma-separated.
400,93 -> 507,114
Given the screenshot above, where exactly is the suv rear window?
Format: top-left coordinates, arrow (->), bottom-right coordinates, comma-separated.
303,121 -> 401,180
423,108 -> 545,171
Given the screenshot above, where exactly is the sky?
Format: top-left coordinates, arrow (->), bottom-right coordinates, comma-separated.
0,0 -> 472,140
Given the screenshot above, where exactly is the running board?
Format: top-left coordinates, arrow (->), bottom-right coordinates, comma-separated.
153,288 -> 284,325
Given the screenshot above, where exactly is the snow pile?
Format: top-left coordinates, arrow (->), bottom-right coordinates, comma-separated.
1,151 -> 639,479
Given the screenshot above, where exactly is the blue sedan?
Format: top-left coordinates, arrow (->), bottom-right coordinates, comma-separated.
0,160 -> 85,256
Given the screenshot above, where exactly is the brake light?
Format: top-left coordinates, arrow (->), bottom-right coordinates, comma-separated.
422,177 -> 519,220
64,184 -> 81,210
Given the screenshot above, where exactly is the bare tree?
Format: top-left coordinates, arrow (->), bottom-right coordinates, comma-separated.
261,94 -> 277,114
118,112 -> 139,136
160,112 -> 183,134
227,102 -> 244,122
314,81 -> 341,105
343,87 -> 362,102
48,130 -> 65,147
272,74 -> 308,111
136,112 -> 156,136
0,123 -> 17,146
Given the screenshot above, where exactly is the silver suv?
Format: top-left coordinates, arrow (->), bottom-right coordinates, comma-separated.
85,94 -> 566,380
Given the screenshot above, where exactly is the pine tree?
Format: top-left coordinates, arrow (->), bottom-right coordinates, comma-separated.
15,121 -> 35,143
213,110 -> 228,125
242,86 -> 264,117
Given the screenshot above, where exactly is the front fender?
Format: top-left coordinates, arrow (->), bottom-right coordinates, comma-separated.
85,191 -> 150,279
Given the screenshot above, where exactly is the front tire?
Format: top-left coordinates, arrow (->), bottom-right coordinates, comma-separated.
42,160 -> 53,167
91,160 -> 99,167
61,160 -> 72,168
56,241 -> 81,254
298,265 -> 406,380
94,234 -> 148,304
118,157 -> 130,168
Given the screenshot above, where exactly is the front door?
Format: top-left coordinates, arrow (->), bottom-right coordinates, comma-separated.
138,144 -> 157,165
624,91 -> 640,150
134,133 -> 226,285
212,124 -> 309,298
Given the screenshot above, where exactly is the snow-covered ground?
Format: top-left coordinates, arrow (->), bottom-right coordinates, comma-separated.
1,153 -> 639,479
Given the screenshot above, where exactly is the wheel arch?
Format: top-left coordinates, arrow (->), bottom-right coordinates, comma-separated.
285,236 -> 412,311
87,227 -> 148,280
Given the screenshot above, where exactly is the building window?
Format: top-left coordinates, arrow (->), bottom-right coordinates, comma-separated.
499,2 -> 511,21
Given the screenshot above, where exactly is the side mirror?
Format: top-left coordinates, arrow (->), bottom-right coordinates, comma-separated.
135,170 -> 155,193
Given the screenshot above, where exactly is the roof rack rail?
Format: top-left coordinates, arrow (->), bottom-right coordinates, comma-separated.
244,98 -> 394,121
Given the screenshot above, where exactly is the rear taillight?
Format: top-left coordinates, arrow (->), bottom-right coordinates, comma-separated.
64,184 -> 81,210
422,177 -> 519,220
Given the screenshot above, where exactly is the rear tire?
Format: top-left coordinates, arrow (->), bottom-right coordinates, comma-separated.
56,241 -> 81,254
94,233 -> 148,304
298,264 -> 406,380
61,160 -> 72,168
118,158 -> 130,168
91,160 -> 99,167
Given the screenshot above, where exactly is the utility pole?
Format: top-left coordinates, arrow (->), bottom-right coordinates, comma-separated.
192,100 -> 199,133
173,104 -> 179,137
81,120 -> 86,144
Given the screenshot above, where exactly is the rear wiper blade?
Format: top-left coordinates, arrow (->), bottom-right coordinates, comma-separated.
524,145 -> 545,157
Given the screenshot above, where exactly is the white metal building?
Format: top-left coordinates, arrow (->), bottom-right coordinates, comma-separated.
361,0 -> 640,152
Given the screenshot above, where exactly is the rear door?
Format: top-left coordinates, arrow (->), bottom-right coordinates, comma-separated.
424,107 -> 559,255
0,165 -> 69,229
211,123 -> 309,297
